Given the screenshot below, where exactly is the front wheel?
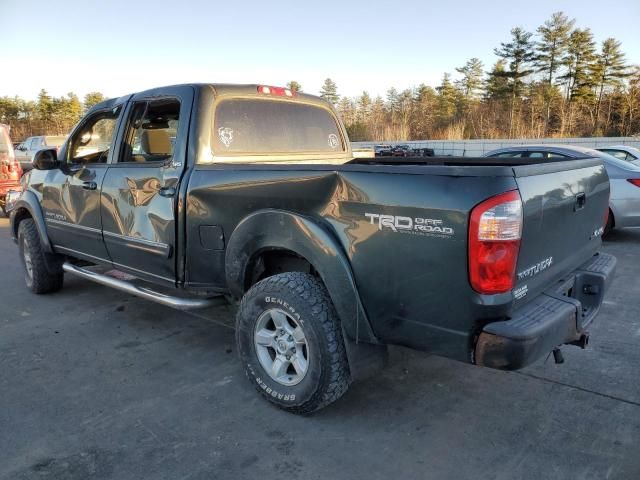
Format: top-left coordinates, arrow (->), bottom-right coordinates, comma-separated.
236,272 -> 351,414
18,218 -> 64,294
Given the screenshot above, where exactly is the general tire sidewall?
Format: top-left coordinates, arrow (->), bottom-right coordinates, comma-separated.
237,290 -> 325,409
17,224 -> 33,288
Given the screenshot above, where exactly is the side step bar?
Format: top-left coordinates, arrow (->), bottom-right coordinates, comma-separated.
62,263 -> 225,310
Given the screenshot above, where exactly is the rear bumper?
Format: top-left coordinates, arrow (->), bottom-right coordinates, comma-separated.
474,252 -> 616,370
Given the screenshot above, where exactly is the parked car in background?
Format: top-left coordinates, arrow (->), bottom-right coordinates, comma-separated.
14,135 -> 67,171
0,124 -> 23,215
374,144 -> 393,156
596,145 -> 640,165
484,145 -> 640,235
391,144 -> 413,156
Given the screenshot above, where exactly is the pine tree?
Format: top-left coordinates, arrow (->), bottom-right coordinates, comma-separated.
560,28 -> 597,103
455,58 -> 484,99
494,27 -> 536,136
535,12 -> 574,133
592,38 -> 629,133
83,92 -> 106,113
485,60 -> 511,100
286,81 -> 302,93
319,78 -> 339,105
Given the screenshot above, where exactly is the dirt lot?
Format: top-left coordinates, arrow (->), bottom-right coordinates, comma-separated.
1,216 -> 639,480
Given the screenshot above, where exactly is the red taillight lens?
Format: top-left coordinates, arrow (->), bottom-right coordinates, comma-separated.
257,85 -> 295,97
468,190 -> 523,294
628,179 -> 640,188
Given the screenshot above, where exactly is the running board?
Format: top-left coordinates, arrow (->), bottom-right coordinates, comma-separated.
62,263 -> 225,310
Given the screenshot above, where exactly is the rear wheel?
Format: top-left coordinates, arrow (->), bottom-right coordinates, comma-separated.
236,272 -> 350,414
18,219 -> 64,294
604,209 -> 614,237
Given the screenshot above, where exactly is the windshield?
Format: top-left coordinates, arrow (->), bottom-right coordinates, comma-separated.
213,99 -> 344,155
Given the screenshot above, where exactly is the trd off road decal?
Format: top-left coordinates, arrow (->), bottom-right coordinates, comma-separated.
365,213 -> 455,238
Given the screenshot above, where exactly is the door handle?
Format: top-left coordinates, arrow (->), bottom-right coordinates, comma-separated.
82,181 -> 97,190
159,187 -> 176,198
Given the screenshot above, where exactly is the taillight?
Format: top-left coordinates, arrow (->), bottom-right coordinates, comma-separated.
257,85 -> 295,97
468,190 -> 523,294
628,179 -> 640,188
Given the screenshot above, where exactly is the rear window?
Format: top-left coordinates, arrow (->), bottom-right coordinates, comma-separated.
213,99 -> 344,154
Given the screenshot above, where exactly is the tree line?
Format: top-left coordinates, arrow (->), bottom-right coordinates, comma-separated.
311,12 -> 639,141
0,91 -> 105,141
2,12 -> 638,142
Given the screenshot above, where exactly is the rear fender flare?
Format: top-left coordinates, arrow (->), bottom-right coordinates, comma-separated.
225,209 -> 378,344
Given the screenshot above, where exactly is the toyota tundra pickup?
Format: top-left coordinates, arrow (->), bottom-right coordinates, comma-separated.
10,84 -> 616,413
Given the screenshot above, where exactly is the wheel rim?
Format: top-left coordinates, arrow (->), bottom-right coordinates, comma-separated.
254,308 -> 309,386
22,243 -> 34,282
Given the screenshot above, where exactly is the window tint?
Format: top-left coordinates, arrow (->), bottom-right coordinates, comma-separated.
213,99 -> 344,154
547,152 -> 570,159
527,152 -> 545,158
68,108 -> 121,164
120,99 -> 180,163
491,152 -> 523,158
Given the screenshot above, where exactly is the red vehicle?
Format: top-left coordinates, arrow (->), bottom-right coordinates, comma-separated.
0,124 -> 23,215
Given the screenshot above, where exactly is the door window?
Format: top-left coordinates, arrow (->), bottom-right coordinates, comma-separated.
68,107 -> 121,164
119,99 -> 180,163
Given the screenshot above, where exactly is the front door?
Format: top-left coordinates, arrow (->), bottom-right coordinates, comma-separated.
100,87 -> 192,284
42,106 -> 123,262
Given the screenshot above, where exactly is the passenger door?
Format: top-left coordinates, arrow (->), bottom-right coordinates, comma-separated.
100,87 -> 193,284
42,106 -> 124,262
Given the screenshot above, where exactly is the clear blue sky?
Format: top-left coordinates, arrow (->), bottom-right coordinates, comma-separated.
1,0 -> 638,100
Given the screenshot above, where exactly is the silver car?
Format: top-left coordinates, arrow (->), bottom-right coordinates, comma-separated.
14,135 -> 67,171
596,145 -> 640,166
484,145 -> 640,235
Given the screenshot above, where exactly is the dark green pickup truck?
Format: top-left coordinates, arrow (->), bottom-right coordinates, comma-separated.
10,84 -> 616,413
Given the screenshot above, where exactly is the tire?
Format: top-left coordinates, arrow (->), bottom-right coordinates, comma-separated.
603,209 -> 614,237
17,218 -> 64,294
236,272 -> 351,414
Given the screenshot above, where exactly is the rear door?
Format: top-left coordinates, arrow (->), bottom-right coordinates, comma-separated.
100,86 -> 193,284
512,159 -> 610,303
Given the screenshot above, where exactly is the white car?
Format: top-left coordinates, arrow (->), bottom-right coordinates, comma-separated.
14,135 -> 67,171
596,145 -> 640,166
484,144 -> 640,235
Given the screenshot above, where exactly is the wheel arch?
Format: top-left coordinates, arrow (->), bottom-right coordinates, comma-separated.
10,190 -> 53,253
225,209 -> 378,344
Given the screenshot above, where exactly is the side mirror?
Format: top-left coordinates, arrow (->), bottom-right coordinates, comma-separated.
33,148 -> 59,170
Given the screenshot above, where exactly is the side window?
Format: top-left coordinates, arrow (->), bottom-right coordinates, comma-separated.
607,150 -> 628,161
30,138 -> 42,150
527,152 -> 545,158
547,152 -> 570,159
68,107 -> 121,164
120,99 -> 180,163
491,152 -> 523,158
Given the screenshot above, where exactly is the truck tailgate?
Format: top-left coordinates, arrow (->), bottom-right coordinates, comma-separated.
512,159 -> 609,303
